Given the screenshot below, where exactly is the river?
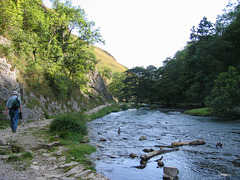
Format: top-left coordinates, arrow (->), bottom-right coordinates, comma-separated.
87,108 -> 240,180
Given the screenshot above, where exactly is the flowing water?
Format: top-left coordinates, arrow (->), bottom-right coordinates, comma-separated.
87,108 -> 240,180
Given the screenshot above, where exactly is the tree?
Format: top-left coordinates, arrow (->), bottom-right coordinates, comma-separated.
108,72 -> 126,102
206,66 -> 240,117
0,0 -> 23,35
1,0 -> 104,98
190,17 -> 215,42
99,66 -> 112,81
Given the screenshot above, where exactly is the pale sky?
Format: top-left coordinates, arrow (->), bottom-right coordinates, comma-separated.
43,0 -> 232,68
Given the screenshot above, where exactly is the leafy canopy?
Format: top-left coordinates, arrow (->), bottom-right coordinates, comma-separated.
1,0 -> 104,99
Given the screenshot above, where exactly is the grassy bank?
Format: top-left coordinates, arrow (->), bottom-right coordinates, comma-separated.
44,103 -> 126,169
184,107 -> 212,116
88,104 -> 121,120
48,112 -> 96,169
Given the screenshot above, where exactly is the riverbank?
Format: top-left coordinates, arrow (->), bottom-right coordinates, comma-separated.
0,103 -> 113,180
184,107 -> 212,116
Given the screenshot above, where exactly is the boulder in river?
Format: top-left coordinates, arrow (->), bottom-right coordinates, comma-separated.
99,138 -> 107,142
143,148 -> 154,153
157,160 -> 164,167
139,136 -> 147,141
129,153 -> 138,158
163,167 -> 179,180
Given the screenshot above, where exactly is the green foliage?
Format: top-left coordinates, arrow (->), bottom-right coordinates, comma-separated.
50,113 -> 88,135
0,113 -> 9,129
184,108 -> 212,116
89,105 -> 120,120
6,155 -> 22,162
42,108 -> 50,119
58,131 -> 84,143
108,72 -> 127,102
120,103 -> 129,111
21,151 -> 34,160
150,104 -> 158,110
0,44 -> 11,58
206,66 -> 240,117
11,144 -> 24,153
99,66 -> 112,80
1,0 -> 104,100
0,0 -> 22,35
26,99 -> 40,109
68,144 -> 96,168
6,151 -> 33,163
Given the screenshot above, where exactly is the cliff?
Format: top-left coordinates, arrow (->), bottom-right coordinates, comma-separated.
0,35 -> 114,121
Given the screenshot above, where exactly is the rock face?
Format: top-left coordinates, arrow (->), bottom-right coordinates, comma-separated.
0,36 -> 113,121
87,70 -> 113,100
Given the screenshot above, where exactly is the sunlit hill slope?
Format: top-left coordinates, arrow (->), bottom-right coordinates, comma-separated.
94,46 -> 127,73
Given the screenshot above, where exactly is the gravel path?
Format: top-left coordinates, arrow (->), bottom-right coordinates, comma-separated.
0,104 -> 111,180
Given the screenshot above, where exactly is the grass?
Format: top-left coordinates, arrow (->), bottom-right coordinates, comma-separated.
88,104 -> 121,120
94,46 -> 127,73
184,107 -> 212,116
6,151 -> 33,162
0,115 -> 9,129
47,112 -> 98,169
68,144 -> 96,169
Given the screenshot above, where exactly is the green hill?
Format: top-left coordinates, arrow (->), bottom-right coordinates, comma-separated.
94,46 -> 127,73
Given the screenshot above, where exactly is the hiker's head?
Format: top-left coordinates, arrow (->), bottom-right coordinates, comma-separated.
12,91 -> 18,96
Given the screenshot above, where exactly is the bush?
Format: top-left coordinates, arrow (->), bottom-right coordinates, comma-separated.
50,114 -> 87,135
150,104 -> 158,110
0,113 -> 9,129
121,103 -> 128,110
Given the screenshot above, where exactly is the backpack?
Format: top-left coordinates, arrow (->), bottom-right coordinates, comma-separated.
11,98 -> 20,110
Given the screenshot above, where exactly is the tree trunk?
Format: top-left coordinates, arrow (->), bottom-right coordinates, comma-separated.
140,147 -> 179,161
171,140 -> 206,147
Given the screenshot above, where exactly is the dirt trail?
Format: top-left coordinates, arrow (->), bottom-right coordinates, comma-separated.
0,104 -> 111,180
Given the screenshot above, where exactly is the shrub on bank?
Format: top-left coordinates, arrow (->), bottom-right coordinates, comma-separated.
50,113 -> 87,136
120,103 -> 128,110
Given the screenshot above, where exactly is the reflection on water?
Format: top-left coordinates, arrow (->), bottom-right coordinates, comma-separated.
87,108 -> 240,180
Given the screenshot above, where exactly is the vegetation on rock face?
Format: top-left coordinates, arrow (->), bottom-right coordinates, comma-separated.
0,0 -> 104,100
109,1 -> 240,118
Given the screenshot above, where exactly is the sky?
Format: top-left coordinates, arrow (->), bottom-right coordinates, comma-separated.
42,0 -> 232,69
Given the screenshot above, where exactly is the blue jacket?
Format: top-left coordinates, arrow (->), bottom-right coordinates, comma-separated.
6,95 -> 21,109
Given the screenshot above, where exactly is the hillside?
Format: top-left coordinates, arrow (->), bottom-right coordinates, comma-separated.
0,0 -> 117,120
94,46 -> 127,73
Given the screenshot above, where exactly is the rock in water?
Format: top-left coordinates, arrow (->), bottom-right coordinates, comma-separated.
163,167 -> 179,179
129,153 -> 138,158
157,160 -> 164,167
139,136 -> 147,141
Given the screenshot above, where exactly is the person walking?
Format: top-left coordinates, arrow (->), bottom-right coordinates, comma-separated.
5,90 -> 22,133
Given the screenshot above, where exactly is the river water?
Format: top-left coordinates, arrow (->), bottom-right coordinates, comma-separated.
87,108 -> 240,180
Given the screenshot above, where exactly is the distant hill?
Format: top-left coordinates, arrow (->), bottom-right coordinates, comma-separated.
94,46 -> 127,73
